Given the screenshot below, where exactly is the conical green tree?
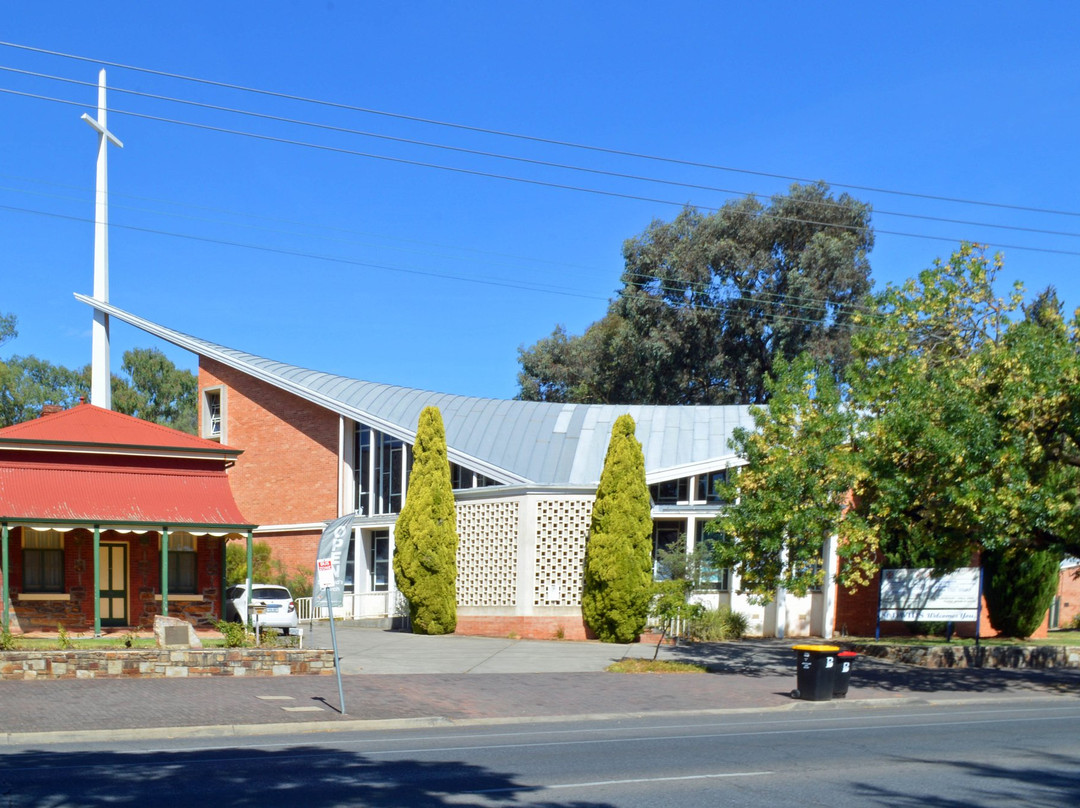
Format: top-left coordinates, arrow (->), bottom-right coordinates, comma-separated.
393,406 -> 459,634
983,546 -> 1062,638
581,414 -> 654,642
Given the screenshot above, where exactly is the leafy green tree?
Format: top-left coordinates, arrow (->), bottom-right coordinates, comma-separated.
0,355 -> 89,427
581,414 -> 653,642
111,347 -> 197,434
711,353 -> 872,599
851,245 -> 1080,567
0,312 -> 15,346
225,540 -> 312,598
225,541 -> 277,586
982,545 -> 1063,638
518,182 -> 873,404
393,406 -> 459,635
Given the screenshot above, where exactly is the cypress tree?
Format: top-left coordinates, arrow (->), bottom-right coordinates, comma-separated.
983,546 -> 1062,638
581,414 -> 654,642
393,406 -> 459,635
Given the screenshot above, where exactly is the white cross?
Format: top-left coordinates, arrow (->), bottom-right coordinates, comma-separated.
82,69 -> 123,410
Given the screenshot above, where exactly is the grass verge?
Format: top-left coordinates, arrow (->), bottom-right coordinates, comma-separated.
849,630 -> 1080,648
606,658 -> 708,674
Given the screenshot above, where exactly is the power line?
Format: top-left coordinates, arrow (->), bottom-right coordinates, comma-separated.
7,66 -> 1080,241
2,199 -> 886,331
4,39 -> 1079,220
8,85 -> 1080,261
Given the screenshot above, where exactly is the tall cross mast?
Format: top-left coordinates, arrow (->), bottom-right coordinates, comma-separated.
82,69 -> 123,409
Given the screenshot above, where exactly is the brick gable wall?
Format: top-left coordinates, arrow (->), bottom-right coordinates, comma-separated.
200,359 -> 339,528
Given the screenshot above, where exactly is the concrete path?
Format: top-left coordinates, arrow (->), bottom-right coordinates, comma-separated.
2,628 -> 1077,746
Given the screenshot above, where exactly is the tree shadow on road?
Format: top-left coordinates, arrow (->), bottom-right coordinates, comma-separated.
0,746 -> 616,808
656,640 -> 1080,697
848,749 -> 1080,807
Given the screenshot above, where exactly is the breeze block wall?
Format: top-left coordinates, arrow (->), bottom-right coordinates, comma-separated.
454,489 -> 595,641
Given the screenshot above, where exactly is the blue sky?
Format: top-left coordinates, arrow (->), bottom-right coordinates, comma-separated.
3,3 -> 1079,400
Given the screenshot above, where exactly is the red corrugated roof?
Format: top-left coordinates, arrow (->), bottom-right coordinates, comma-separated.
0,403 -> 239,454
0,461 -> 250,526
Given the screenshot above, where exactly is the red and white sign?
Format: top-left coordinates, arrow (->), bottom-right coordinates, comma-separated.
316,558 -> 335,589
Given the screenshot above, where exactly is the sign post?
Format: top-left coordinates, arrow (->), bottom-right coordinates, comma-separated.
317,557 -> 346,715
313,514 -> 355,715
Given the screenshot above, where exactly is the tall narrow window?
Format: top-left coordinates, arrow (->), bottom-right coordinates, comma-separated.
370,530 -> 390,592
23,530 -> 64,593
695,522 -> 731,591
202,388 -> 224,441
355,425 -> 371,516
167,532 -> 198,594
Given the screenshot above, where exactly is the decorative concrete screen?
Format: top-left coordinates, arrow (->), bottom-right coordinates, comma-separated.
456,500 -> 519,606
533,498 -> 593,607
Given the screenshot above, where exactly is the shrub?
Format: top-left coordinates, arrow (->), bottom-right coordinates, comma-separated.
215,620 -> 253,648
0,628 -> 14,651
686,606 -> 749,642
393,407 -> 459,635
983,546 -> 1062,638
56,623 -> 74,650
582,415 -> 653,643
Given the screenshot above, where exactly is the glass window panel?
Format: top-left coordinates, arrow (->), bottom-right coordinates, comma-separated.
371,530 -> 390,592
695,522 -> 731,591
696,470 -> 728,503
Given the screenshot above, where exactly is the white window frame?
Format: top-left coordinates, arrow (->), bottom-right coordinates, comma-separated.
202,386 -> 225,442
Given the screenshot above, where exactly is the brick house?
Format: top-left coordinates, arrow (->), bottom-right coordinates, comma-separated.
0,404 -> 255,634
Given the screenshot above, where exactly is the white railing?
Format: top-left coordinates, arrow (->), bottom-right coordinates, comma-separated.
295,591 -> 403,622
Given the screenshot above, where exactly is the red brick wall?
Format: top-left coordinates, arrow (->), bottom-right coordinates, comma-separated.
200,359 -> 339,528
455,615 -> 592,641
1058,565 -> 1080,628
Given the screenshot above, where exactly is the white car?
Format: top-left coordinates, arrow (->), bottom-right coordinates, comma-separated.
224,583 -> 299,635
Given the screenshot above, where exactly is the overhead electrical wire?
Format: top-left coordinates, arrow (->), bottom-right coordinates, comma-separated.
2,39 -> 1078,220
1,199 -> 886,331
5,85 -> 1080,263
0,41 -> 1075,330
0,174 -> 882,322
3,65 -> 1079,241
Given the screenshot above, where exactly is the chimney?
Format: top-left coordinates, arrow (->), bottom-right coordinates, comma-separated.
40,404 -> 64,417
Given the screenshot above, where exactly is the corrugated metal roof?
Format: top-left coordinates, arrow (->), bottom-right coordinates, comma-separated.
75,296 -> 757,486
0,402 -> 241,455
0,462 -> 251,527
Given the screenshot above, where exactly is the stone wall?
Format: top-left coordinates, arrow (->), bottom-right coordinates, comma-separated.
0,648 -> 334,680
852,643 -> 1080,669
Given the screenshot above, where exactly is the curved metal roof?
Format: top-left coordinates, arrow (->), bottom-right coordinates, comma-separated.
75,295 -> 756,487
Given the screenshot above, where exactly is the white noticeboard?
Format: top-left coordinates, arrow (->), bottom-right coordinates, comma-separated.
316,558 -> 335,590
878,567 -> 981,622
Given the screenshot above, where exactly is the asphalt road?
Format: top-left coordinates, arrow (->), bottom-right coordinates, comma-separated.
3,698 -> 1077,807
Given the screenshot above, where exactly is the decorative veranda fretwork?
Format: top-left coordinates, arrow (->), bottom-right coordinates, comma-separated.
534,498 -> 592,606
456,500 -> 519,606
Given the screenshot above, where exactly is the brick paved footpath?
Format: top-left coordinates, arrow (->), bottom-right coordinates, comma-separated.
2,635 -> 1077,741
